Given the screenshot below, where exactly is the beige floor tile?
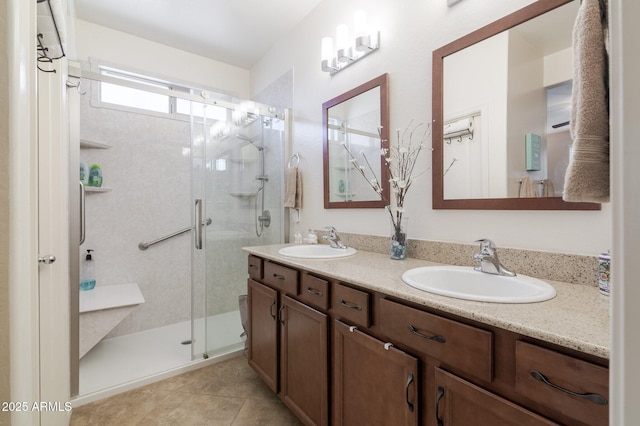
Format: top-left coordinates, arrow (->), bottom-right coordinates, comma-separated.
70,356 -> 298,426
70,386 -> 171,426
231,398 -> 303,426
137,392 -> 245,426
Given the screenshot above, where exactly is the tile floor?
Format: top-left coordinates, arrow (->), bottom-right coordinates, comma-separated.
70,356 -> 302,425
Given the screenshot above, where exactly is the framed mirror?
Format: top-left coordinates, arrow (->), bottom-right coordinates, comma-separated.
323,73 -> 390,208
432,0 -> 600,210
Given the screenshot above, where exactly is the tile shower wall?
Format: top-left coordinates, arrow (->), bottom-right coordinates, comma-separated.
80,93 -> 192,338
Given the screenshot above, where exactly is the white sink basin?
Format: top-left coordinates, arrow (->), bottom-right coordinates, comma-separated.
402,265 -> 556,303
278,245 -> 357,259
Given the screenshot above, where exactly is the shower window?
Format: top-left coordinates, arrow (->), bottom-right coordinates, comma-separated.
99,67 -> 172,114
93,64 -> 235,129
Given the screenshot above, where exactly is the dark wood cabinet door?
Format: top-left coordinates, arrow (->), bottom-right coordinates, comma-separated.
280,295 -> 328,426
248,279 -> 279,393
433,368 -> 558,426
333,320 -> 419,426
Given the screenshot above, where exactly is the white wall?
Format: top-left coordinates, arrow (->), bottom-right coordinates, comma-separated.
611,0 -> 640,422
251,0 -> 611,256
0,0 -> 11,421
75,19 -> 251,99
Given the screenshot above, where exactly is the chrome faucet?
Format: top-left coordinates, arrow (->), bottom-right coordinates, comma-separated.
323,226 -> 347,249
473,239 -> 516,276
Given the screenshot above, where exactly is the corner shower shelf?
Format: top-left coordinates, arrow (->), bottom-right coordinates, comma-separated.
85,186 -> 112,193
80,139 -> 112,149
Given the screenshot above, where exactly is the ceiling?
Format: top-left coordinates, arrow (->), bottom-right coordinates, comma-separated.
74,0 -> 323,69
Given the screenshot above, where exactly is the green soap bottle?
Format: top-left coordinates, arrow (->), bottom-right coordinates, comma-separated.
88,164 -> 103,187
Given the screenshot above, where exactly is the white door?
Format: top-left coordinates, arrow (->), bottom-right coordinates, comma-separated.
36,59 -> 72,425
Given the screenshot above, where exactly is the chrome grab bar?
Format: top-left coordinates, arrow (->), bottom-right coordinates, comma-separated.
138,217 -> 212,251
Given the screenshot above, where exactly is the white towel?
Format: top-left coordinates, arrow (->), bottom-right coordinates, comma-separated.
519,177 -> 538,198
563,0 -> 609,203
542,179 -> 555,197
284,168 -> 302,209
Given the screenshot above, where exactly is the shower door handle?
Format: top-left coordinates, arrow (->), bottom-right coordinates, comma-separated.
195,199 -> 203,250
79,181 -> 86,244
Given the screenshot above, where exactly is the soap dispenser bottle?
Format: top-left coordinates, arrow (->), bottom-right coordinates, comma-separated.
80,249 -> 96,291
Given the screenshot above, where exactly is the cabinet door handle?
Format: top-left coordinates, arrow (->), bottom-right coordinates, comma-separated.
278,305 -> 285,324
436,386 -> 444,426
269,300 -> 276,320
408,324 -> 446,343
273,273 -> 286,280
339,299 -> 362,311
405,372 -> 415,413
306,287 -> 323,297
530,370 -> 608,405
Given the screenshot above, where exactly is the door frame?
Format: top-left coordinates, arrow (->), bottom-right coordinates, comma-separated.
8,0 -> 71,424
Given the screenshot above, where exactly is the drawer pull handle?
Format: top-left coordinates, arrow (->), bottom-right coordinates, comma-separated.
408,324 -> 446,343
405,372 -> 415,413
435,386 -> 444,426
269,300 -> 276,320
306,287 -> 324,297
530,370 -> 608,405
273,273 -> 286,280
249,264 -> 258,270
339,299 -> 362,311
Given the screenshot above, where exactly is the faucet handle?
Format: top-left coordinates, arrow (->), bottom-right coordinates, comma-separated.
325,226 -> 337,236
474,239 -> 496,254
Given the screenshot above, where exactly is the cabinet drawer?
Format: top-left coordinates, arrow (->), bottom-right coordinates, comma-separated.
299,273 -> 330,311
378,298 -> 493,382
331,283 -> 370,328
515,341 -> 608,426
263,261 -> 299,295
248,255 -> 263,280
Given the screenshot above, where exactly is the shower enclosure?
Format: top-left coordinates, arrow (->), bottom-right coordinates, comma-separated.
72,66 -> 287,398
190,102 -> 286,359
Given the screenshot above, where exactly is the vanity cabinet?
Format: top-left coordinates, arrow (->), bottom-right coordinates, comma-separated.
433,368 -> 558,426
333,319 -> 419,426
246,254 -> 609,426
247,258 -> 329,426
247,279 -> 278,392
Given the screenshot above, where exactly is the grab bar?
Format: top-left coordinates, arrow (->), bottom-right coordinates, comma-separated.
138,217 -> 212,251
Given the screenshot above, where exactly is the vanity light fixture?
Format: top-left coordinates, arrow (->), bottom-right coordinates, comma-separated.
321,10 -> 379,76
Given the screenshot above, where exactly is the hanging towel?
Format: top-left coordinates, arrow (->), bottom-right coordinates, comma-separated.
542,179 -> 556,197
284,167 -> 302,209
563,0 -> 610,203
519,177 -> 538,198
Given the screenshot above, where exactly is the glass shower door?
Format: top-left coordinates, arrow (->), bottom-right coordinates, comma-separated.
190,97 -> 286,359
190,99 -> 208,359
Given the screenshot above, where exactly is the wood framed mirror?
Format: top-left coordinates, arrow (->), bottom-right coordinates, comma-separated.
323,73 -> 390,209
432,0 -> 600,210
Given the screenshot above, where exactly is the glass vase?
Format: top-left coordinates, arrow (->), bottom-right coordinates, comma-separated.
390,219 -> 408,260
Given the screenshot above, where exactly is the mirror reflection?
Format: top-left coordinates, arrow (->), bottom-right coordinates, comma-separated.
323,74 -> 389,208
432,0 -> 598,210
442,0 -> 577,200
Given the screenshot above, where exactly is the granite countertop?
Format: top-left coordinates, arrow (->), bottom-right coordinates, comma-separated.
243,244 -> 610,360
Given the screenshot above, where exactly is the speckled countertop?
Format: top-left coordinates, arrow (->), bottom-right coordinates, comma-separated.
243,244 -> 610,360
